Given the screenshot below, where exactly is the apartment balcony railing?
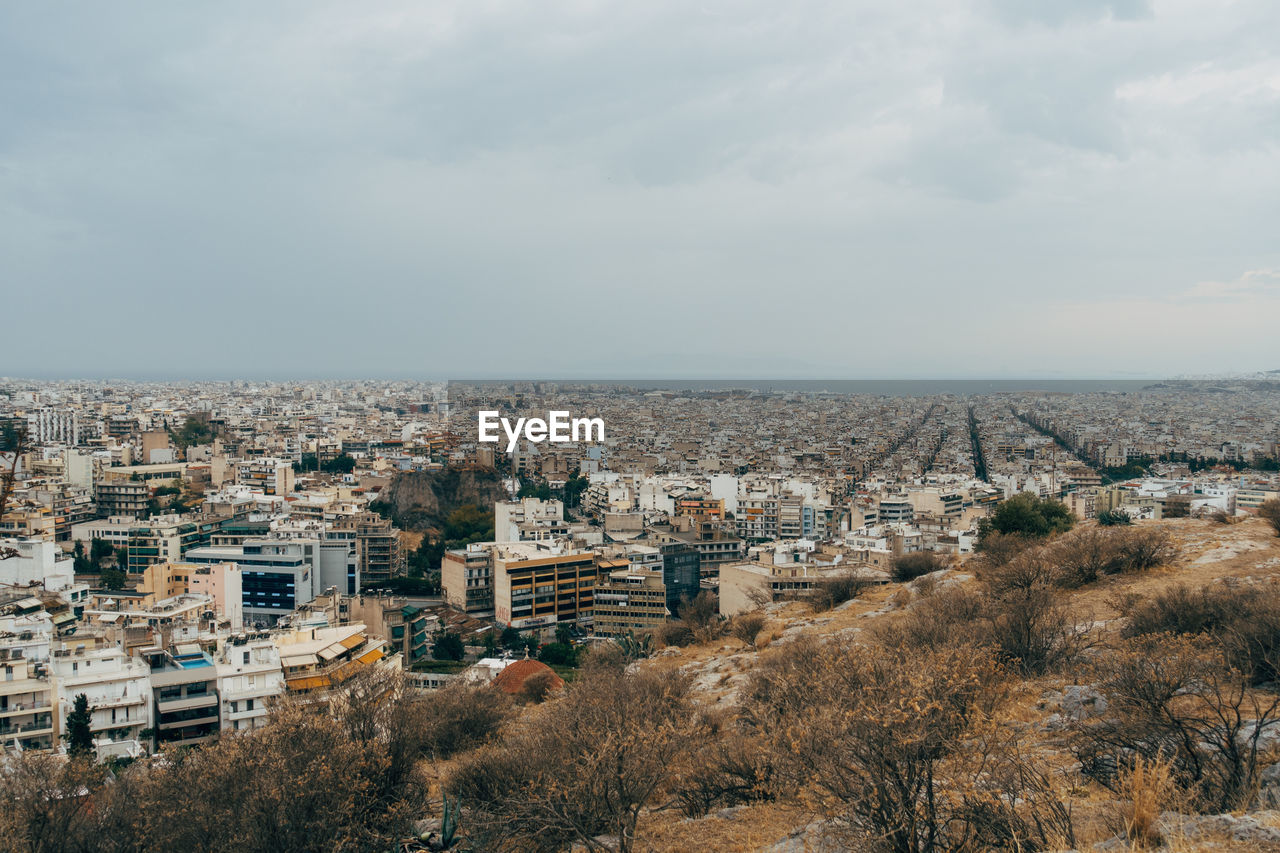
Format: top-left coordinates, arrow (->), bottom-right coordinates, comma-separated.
0,699 -> 53,715
0,718 -> 54,736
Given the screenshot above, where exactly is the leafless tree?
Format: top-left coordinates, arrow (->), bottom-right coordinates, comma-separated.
1073,632 -> 1280,812
448,665 -> 696,853
746,638 -> 1074,852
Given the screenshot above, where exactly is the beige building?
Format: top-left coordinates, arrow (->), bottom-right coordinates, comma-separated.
592,561 -> 668,638
274,623 -> 396,694
442,543 -> 496,617
719,562 -> 885,617
484,541 -> 598,630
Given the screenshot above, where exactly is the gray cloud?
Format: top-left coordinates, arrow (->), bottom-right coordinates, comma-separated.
2,0 -> 1278,379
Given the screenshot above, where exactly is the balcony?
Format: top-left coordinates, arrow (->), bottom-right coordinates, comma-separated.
0,718 -> 54,736
0,699 -> 53,716
158,710 -> 219,731
222,686 -> 279,702
226,706 -> 267,720
156,693 -> 218,714
90,694 -> 147,710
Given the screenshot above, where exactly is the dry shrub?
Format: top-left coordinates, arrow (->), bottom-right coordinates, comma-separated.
1,681 -> 438,853
891,550 -> 948,582
519,669 -> 560,704
448,666 -> 695,853
131,702 -> 422,852
653,619 -> 695,648
675,732 -> 780,818
746,638 -> 1074,852
879,583 -> 1088,677
730,611 -> 767,649
1121,582 -> 1280,685
981,547 -> 1059,595
1113,526 -> 1179,572
678,591 -> 726,645
1259,498 -> 1280,536
972,530 -> 1036,570
0,755 -> 104,853
420,682 -> 511,759
1048,527 -> 1129,588
1072,633 -> 1280,812
743,636 -> 834,721
988,585 -> 1090,677
806,572 -> 871,612
877,586 -> 990,651
983,526 -> 1179,594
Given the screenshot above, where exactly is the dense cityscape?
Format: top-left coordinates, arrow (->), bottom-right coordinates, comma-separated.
3,376 -> 1278,762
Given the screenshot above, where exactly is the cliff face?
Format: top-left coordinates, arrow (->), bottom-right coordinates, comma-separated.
376,468 -> 508,531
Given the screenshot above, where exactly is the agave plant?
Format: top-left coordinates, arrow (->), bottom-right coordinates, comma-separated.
614,629 -> 653,663
399,797 -> 466,852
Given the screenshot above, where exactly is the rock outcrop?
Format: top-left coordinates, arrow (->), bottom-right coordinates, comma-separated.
374,468 -> 508,531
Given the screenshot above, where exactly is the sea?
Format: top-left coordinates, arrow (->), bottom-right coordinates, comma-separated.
449,379 -> 1169,396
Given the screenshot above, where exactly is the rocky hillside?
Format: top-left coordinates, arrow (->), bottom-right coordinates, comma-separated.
621,516 -> 1280,852
374,467 -> 508,531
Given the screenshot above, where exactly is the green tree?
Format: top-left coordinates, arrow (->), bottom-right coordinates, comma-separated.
89,537 -> 114,567
72,540 -> 92,574
517,478 -> 552,500
1097,508 -> 1132,526
99,566 -> 127,590
432,632 -> 466,662
978,492 -> 1074,547
500,626 -> 524,651
442,505 -> 494,546
170,416 -> 215,451
562,471 -> 589,509
64,694 -> 95,758
537,641 -> 577,667
321,454 -> 357,474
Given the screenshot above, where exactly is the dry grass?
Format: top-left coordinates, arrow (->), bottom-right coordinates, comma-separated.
1109,756 -> 1182,849
638,800 -> 814,852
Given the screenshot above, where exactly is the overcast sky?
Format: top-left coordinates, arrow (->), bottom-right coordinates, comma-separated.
3,0 -> 1278,380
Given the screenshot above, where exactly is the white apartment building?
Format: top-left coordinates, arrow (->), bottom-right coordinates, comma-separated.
49,645 -> 153,758
494,497 -> 567,541
215,636 -> 284,733
26,409 -> 80,446
0,538 -> 76,592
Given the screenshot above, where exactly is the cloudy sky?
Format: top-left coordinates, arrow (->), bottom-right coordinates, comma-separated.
3,0 -> 1278,379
